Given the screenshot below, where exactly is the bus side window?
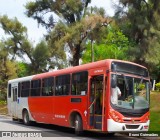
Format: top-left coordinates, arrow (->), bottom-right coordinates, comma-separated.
31,80 -> 41,96
55,74 -> 70,96
8,84 -> 11,98
18,83 -> 21,97
71,71 -> 88,95
42,77 -> 54,96
21,81 -> 30,97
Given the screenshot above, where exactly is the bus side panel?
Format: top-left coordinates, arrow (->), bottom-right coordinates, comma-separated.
28,96 -> 88,128
17,97 -> 33,120
28,97 -> 53,123
52,96 -> 70,126
53,96 -> 88,128
8,94 -> 35,121
7,98 -> 12,116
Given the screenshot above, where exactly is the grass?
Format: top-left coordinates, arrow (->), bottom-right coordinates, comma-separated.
0,100 -> 7,115
149,91 -> 160,132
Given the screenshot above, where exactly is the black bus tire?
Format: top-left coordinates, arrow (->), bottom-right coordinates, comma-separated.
75,115 -> 83,135
23,110 -> 30,126
107,132 -> 115,136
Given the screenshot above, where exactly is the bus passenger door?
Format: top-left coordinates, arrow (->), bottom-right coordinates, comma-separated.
89,75 -> 104,130
11,86 -> 18,118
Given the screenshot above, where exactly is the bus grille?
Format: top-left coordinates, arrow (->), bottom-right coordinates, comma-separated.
125,125 -> 140,129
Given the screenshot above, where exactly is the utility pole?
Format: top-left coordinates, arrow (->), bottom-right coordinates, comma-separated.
91,39 -> 94,62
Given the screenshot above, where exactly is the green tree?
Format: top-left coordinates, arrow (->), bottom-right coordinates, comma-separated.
25,0 -> 91,29
25,0 -> 111,66
17,62 -> 30,77
82,24 -> 129,63
48,14 -> 110,65
0,15 -> 64,74
31,41 -> 51,73
0,15 -> 28,60
0,41 -> 17,100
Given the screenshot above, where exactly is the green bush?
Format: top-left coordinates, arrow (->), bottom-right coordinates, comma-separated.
138,83 -> 145,90
0,100 -> 6,105
155,82 -> 160,91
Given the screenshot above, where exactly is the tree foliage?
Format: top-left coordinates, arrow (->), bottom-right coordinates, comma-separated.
25,0 -> 111,66
16,62 -> 30,77
0,41 -> 17,100
25,0 -> 91,29
0,15 -> 29,60
0,15 -> 65,74
82,23 -> 130,63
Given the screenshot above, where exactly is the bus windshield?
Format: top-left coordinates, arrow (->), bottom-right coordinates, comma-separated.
111,74 -> 150,110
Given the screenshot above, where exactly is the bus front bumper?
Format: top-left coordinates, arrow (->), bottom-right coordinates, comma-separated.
107,119 -> 150,132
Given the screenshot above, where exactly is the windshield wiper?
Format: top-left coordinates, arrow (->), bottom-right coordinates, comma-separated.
122,74 -> 129,91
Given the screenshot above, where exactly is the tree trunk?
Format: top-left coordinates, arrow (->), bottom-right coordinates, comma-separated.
91,39 -> 94,62
72,44 -> 81,66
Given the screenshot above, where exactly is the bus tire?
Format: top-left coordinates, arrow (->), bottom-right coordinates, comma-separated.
107,132 -> 115,136
75,115 -> 83,135
23,110 -> 30,126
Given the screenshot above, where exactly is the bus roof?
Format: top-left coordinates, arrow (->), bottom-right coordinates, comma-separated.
8,75 -> 35,84
8,59 -> 147,83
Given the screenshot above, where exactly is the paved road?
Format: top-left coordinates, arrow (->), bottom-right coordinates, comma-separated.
0,115 -> 158,140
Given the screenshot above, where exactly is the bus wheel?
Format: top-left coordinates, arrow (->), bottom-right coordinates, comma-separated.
75,115 -> 83,135
23,110 -> 30,126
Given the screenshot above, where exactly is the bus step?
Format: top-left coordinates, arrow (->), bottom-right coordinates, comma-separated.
94,122 -> 102,130
95,114 -> 102,122
89,129 -> 102,132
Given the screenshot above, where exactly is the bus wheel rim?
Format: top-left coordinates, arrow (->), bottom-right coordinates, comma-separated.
75,120 -> 78,129
24,112 -> 28,123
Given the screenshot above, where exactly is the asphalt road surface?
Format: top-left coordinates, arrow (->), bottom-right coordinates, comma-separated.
0,115 -> 158,140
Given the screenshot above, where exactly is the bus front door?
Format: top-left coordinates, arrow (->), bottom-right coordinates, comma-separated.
89,75 -> 104,130
11,86 -> 18,119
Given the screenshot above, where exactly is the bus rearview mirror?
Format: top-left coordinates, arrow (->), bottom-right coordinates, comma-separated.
111,75 -> 117,88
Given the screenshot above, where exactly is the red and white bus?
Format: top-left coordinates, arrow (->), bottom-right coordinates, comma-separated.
7,59 -> 150,134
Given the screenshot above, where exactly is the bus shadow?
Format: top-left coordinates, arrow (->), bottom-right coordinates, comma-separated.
2,118 -> 131,139
28,122 -> 122,139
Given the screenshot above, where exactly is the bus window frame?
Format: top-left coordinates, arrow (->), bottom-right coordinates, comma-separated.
42,77 -> 54,96
55,74 -> 70,96
31,79 -> 41,97
21,81 -> 31,97
71,71 -> 88,96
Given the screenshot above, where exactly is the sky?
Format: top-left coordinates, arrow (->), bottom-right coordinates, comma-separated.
0,0 -> 115,45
